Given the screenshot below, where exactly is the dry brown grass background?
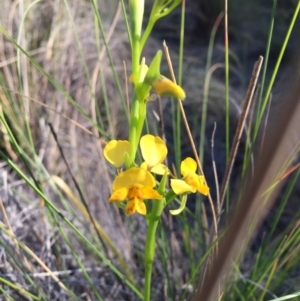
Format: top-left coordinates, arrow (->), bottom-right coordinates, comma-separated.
0,0 -> 299,300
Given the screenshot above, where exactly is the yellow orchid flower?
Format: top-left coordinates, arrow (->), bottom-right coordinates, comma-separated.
140,134 -> 170,175
171,157 -> 209,196
103,135 -> 170,175
152,75 -> 186,100
108,167 -> 162,215
130,56 -> 186,101
103,140 -> 131,168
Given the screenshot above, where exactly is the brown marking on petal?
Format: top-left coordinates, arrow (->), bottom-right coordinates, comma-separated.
125,200 -> 136,215
128,186 -> 143,200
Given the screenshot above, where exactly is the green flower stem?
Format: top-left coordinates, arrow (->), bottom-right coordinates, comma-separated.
140,0 -> 183,53
132,39 -> 140,82
144,175 -> 167,301
144,198 -> 165,301
129,0 -> 143,79
140,20 -> 155,54
128,0 -> 145,165
128,94 -> 147,165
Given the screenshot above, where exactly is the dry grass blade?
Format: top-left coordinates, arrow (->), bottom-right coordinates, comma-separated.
0,221 -> 69,293
193,55 -> 300,301
218,56 -> 264,216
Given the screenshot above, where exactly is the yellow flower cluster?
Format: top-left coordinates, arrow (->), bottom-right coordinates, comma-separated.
104,135 -> 209,215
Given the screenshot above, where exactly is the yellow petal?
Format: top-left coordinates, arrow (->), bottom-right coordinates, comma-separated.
140,186 -> 163,200
195,176 -> 210,196
152,76 -> 186,100
170,179 -> 196,195
140,135 -> 167,168
150,163 -> 170,175
136,198 -> 147,215
108,187 -> 128,202
141,161 -> 148,170
184,174 -> 210,196
197,183 -> 210,196
113,167 -> 156,190
104,140 -> 131,168
184,173 -> 200,189
181,157 -> 197,176
125,198 -> 147,215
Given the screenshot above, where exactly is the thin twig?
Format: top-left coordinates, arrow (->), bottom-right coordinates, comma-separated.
0,267 -> 104,279
162,41 -> 218,245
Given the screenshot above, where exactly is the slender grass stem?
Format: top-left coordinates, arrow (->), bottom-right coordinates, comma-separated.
174,0 -> 186,175
200,12 -> 224,165
91,0 -> 129,122
256,0 -> 278,116
255,1 -> 300,139
0,276 -> 40,301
